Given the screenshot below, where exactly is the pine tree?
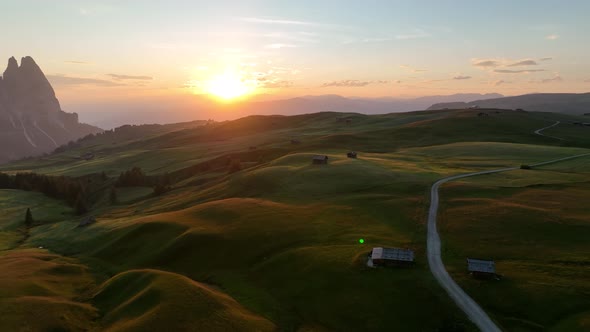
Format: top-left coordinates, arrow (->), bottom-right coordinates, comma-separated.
109,187 -> 118,204
75,193 -> 88,215
25,208 -> 34,227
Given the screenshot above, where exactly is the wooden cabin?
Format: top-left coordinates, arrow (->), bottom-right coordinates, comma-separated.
370,247 -> 414,267
312,155 -> 328,165
467,258 -> 496,278
347,151 -> 357,159
80,152 -> 95,161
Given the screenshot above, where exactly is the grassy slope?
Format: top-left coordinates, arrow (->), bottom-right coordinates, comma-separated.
1,109 -> 589,331
438,155 -> 590,331
0,249 -> 99,331
94,269 -> 276,332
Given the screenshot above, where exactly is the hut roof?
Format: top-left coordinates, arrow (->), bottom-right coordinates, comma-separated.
312,155 -> 328,160
371,247 -> 414,262
467,258 -> 496,273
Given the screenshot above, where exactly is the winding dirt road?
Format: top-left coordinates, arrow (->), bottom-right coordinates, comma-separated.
534,120 -> 564,140
427,150 -> 590,331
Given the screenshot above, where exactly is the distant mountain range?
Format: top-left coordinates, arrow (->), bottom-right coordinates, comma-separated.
0,56 -> 101,163
73,93 -> 505,129
428,93 -> 590,114
224,93 -> 505,118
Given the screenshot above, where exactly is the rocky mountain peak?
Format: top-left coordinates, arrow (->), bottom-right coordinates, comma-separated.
0,56 -> 102,163
3,56 -> 19,79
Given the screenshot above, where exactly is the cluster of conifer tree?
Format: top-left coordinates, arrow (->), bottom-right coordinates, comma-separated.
0,172 -> 91,215
115,167 -> 171,196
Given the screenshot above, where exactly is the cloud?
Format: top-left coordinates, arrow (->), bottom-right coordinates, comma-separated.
47,74 -> 124,87
539,57 -> 553,61
494,80 -> 510,86
585,79 -> 590,83
546,34 -> 559,40
321,80 -> 389,87
261,32 -> 318,43
453,75 -> 471,80
107,74 -> 153,81
343,28 -> 431,44
359,37 -> 394,43
65,60 -> 91,65
241,17 -> 318,26
421,79 -> 446,84
473,60 -> 501,67
260,80 -> 294,88
395,29 -> 430,40
541,75 -> 563,83
508,60 -> 538,66
494,69 -> 545,74
265,43 -> 297,49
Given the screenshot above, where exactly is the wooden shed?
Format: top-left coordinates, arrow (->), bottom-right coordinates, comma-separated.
467,258 -> 496,278
347,151 -> 357,159
371,247 -> 414,267
80,152 -> 95,161
312,155 -> 328,165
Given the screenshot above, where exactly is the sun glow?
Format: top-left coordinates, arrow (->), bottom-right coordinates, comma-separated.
206,70 -> 255,101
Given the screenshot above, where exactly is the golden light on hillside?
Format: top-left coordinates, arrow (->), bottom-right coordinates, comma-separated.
205,70 -> 255,101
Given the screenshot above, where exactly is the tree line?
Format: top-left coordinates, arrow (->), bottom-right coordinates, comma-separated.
0,172 -> 93,215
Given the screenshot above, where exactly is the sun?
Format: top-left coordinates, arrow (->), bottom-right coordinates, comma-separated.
206,71 -> 254,101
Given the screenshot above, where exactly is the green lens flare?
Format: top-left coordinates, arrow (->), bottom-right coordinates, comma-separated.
359,238 -> 365,244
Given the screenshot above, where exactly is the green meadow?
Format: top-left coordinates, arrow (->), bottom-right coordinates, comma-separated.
1,109 -> 589,331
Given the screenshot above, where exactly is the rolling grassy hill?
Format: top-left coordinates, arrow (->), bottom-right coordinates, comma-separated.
0,108 -> 589,331
438,156 -> 590,331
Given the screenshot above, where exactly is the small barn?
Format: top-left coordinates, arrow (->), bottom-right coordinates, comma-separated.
80,152 -> 95,161
347,151 -> 357,159
312,155 -> 328,165
467,258 -> 496,278
371,247 -> 414,267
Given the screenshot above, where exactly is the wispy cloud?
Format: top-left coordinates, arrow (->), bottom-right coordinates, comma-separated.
421,79 -> 446,84
508,60 -> 538,67
473,58 -> 548,73
453,75 -> 471,80
241,17 -> 318,26
539,57 -> 553,61
265,43 -> 297,49
346,29 -> 431,44
321,80 -> 389,87
395,29 -> 430,40
472,60 -> 501,68
541,75 -> 563,83
528,74 -> 563,84
65,60 -> 91,65
494,69 -> 545,74
585,79 -> 590,83
546,34 -> 559,40
260,80 -> 294,88
107,74 -> 153,81
261,32 -> 319,43
494,80 -> 509,86
47,74 -> 124,87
